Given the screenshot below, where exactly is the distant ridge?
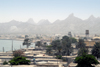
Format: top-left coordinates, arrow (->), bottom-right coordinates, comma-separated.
0,14 -> 100,34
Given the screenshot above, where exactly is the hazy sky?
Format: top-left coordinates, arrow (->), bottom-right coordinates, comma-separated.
0,0 -> 100,23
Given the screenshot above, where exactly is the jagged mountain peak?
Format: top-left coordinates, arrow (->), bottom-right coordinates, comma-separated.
26,18 -> 35,24
88,15 -> 96,19
68,13 -> 74,18
53,19 -> 61,24
7,20 -> 20,24
66,13 -> 81,20
64,13 -> 82,22
9,20 -> 18,22
27,18 -> 34,21
37,19 -> 51,25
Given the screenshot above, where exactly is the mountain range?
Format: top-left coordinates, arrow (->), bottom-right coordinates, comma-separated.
0,14 -> 100,35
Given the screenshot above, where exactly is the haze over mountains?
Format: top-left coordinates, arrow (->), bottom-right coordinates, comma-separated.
0,14 -> 100,35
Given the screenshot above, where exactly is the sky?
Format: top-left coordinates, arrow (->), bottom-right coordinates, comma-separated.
0,0 -> 100,23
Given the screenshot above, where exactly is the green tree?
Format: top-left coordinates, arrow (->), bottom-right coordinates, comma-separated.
61,36 -> 70,47
44,42 -> 47,46
92,42 -> 100,58
56,55 -> 62,59
47,36 -> 74,56
62,36 -> 70,42
71,37 -> 77,43
9,56 -> 30,65
35,41 -> 42,47
74,54 -> 99,67
51,40 -> 62,56
64,42 -> 73,55
3,61 -> 8,65
46,48 -> 52,55
23,38 -> 31,48
76,39 -> 86,49
78,48 -> 88,56
61,36 -> 73,56
57,45 -> 62,54
46,45 -> 52,55
51,40 -> 61,50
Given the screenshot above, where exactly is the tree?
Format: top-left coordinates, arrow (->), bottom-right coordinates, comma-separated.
35,41 -> 42,47
74,54 -> 99,67
51,40 -> 62,56
92,42 -> 100,58
13,50 -> 24,57
51,40 -> 61,50
64,42 -> 73,55
44,42 -> 47,46
23,38 -> 31,48
76,39 -> 86,49
78,48 -> 88,56
71,37 -> 77,43
47,36 -> 73,56
46,48 -> 52,55
3,61 -> 8,65
46,45 -> 52,55
61,36 -> 73,56
61,36 -> 70,45
9,56 -> 30,65
57,45 -> 62,55
56,55 -> 62,59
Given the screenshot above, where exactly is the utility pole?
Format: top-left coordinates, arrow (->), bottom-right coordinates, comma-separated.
20,45 -> 21,49
3,47 -> 4,52
11,36 -> 14,58
12,40 -> 13,52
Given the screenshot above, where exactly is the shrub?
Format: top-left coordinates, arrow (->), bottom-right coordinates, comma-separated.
3,61 -> 8,65
74,54 -> 99,67
56,55 -> 62,59
9,56 -> 30,65
13,50 -> 24,57
62,58 -> 66,62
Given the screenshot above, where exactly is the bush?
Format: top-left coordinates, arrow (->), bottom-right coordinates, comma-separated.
9,56 -> 30,65
56,55 -> 62,59
74,54 -> 99,67
13,50 -> 24,57
3,61 -> 8,65
62,58 -> 66,62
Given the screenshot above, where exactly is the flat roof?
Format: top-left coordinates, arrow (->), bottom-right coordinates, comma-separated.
0,56 -> 13,59
34,58 -> 61,61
